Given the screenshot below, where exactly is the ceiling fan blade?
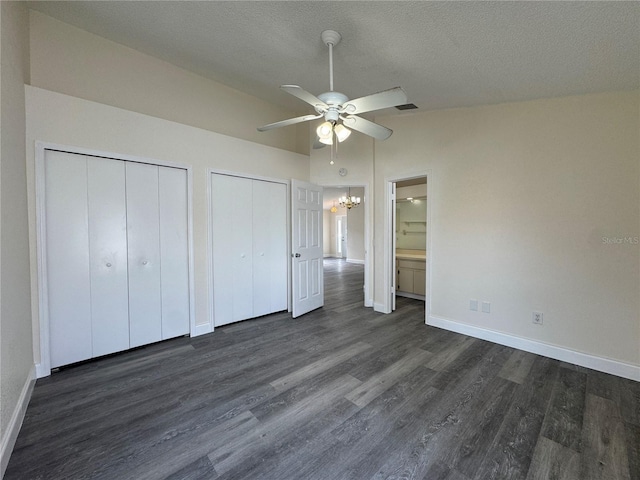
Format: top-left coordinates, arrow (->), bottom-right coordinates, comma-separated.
341,115 -> 393,140
257,113 -> 322,132
281,85 -> 328,110
312,137 -> 327,149
342,87 -> 408,115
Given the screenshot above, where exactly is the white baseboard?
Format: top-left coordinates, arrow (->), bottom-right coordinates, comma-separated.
1,365 -> 36,477
427,315 -> 640,381
346,258 -> 364,265
365,298 -> 373,308
35,363 -> 50,379
193,322 -> 213,337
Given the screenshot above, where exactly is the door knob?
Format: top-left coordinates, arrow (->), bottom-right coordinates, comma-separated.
294,253 -> 301,258
142,260 -> 148,265
106,263 -> 112,268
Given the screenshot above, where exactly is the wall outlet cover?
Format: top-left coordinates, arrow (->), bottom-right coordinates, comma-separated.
533,311 -> 544,325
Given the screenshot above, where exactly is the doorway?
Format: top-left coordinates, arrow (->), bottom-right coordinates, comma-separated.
385,174 -> 430,319
321,184 -> 372,307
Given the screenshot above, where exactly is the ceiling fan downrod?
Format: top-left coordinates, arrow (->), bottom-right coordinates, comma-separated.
321,30 -> 341,93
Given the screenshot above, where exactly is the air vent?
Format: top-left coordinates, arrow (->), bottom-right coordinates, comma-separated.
395,103 -> 418,111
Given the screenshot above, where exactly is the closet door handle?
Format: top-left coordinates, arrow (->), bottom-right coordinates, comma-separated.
106,263 -> 112,268
142,260 -> 148,265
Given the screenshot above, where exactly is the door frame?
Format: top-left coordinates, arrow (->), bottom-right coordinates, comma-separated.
207,169 -> 291,330
383,171 -> 432,322
34,141 -> 196,378
320,182 -> 373,307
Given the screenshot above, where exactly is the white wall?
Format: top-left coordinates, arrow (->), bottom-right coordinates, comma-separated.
28,11 -> 308,155
346,187 -> 365,263
374,90 -> 639,370
0,2 -> 34,475
25,86 -> 309,371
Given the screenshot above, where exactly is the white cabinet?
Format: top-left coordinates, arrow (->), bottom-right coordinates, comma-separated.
211,173 -> 287,326
396,258 -> 426,298
44,151 -> 190,368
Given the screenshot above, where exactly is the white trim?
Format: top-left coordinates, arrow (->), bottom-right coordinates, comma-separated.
427,314 -> 640,381
193,322 -> 213,337
34,141 -> 196,378
346,258 -> 364,265
207,169 -> 292,328
374,302 -> 389,314
1,365 -> 36,477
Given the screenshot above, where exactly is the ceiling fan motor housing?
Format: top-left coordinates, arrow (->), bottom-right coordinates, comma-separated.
317,91 -> 349,122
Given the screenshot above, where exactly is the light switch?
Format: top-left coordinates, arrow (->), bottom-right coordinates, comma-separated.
482,301 -> 491,313
470,299 -> 478,311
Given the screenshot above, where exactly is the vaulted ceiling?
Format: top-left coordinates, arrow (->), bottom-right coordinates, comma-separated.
28,1 -> 639,116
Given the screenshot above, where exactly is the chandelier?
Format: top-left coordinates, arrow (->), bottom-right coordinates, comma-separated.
339,188 -> 361,209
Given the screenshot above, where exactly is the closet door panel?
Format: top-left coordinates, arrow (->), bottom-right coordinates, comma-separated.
158,167 -> 190,339
87,158 -> 130,357
211,174 -> 234,326
268,182 -> 288,313
126,162 -> 162,347
45,151 -> 92,368
253,181 -> 287,317
252,180 -> 272,317
230,177 -> 254,322
211,174 -> 253,325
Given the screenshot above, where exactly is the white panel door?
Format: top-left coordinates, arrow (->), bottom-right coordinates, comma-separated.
211,174 -> 253,326
158,167 -> 190,339
45,151 -> 93,368
126,162 -> 162,347
291,179 -> 324,318
252,181 -> 287,317
87,157 -> 130,357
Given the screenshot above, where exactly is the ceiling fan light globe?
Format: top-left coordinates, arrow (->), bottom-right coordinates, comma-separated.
316,121 -> 333,139
334,124 -> 351,142
319,136 -> 333,145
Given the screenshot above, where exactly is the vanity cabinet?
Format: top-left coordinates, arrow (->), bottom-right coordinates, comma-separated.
396,258 -> 426,297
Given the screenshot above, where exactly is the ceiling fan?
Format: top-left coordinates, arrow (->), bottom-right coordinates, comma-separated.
257,30 -> 408,148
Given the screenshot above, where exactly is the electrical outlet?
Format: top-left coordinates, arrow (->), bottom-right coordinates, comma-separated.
482,301 -> 491,313
533,311 -> 543,325
470,299 -> 478,311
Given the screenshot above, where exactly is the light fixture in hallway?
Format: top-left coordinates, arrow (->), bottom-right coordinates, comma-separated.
339,188 -> 361,209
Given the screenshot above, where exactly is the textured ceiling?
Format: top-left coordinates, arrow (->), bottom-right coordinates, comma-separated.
28,1 -> 640,114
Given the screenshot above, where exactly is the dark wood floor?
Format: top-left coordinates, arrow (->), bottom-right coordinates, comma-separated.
6,259 -> 639,479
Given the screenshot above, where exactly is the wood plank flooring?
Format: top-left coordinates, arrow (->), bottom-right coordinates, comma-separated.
5,259 -> 639,479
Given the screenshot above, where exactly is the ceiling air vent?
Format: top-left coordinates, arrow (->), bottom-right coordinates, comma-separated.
395,103 -> 418,111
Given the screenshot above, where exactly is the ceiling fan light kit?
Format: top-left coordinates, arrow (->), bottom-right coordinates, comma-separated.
257,29 -> 408,163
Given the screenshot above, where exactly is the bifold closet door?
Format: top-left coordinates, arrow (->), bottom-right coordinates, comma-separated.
211,174 -> 253,326
45,151 -> 93,368
252,181 -> 287,317
87,158 -> 130,357
158,167 -> 190,339
126,162 -> 162,348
